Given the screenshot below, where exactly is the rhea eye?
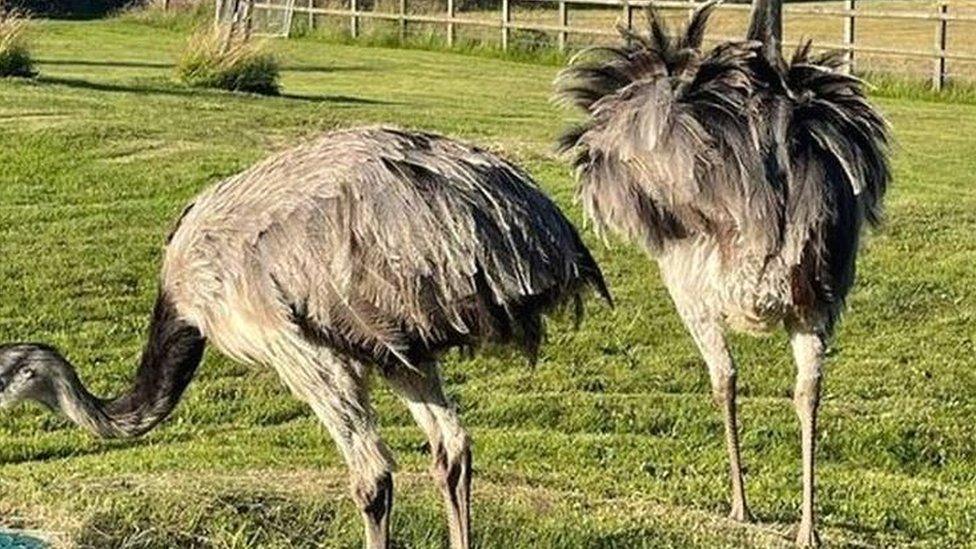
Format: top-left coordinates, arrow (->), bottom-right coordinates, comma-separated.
19,368 -> 35,380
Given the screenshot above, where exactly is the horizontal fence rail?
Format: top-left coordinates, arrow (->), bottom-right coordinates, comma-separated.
252,0 -> 976,90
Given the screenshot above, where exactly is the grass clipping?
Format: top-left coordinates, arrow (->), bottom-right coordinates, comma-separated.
0,6 -> 34,78
176,28 -> 279,95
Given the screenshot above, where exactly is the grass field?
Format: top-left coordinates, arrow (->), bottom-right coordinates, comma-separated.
1,15 -> 975,548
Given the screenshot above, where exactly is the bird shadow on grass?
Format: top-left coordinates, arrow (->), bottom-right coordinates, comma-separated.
32,75 -> 391,105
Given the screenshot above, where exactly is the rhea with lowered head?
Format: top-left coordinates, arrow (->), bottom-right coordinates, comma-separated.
555,0 -> 890,545
0,126 -> 610,548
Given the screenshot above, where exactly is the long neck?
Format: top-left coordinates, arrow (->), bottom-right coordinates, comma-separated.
50,292 -> 205,439
51,366 -> 120,438
747,0 -> 783,67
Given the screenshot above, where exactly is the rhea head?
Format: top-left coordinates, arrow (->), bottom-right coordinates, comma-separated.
0,343 -> 67,410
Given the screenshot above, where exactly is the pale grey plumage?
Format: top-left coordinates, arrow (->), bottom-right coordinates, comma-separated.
0,126 -> 609,549
556,2 -> 888,332
555,1 -> 890,545
166,126 -> 609,368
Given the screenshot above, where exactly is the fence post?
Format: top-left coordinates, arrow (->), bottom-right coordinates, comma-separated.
447,0 -> 455,47
558,0 -> 567,52
214,0 -> 224,31
350,0 -> 358,38
399,0 -> 407,42
162,0 -> 170,11
243,0 -> 254,39
933,1 -> 948,91
308,0 -> 314,31
501,0 -> 510,51
843,0 -> 855,73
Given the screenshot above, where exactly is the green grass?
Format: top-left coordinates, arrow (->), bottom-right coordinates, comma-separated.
0,16 -> 975,548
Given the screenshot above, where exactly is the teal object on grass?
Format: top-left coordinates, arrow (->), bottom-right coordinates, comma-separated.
0,532 -> 46,548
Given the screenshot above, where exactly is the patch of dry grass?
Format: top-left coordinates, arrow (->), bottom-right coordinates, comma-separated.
0,6 -> 34,78
175,27 -> 280,94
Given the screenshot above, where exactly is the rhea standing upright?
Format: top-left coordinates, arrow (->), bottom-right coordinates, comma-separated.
556,0 -> 890,544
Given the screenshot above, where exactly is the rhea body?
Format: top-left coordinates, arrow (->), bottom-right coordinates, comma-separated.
555,0 -> 889,545
0,127 -> 609,548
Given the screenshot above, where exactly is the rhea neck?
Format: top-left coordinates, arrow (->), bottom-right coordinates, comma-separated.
43,355 -> 125,438
28,291 -> 206,439
747,0 -> 784,67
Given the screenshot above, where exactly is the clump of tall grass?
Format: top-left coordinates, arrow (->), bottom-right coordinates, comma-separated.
175,27 -> 279,95
0,6 -> 35,78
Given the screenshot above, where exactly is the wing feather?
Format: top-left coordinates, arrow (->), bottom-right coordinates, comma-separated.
245,128 -> 610,367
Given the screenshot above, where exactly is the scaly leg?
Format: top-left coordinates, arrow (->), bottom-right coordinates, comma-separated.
272,341 -> 395,549
790,330 -> 825,547
677,307 -> 752,522
384,362 -> 471,549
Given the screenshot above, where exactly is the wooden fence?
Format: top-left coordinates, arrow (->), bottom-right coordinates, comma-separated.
250,0 -> 976,90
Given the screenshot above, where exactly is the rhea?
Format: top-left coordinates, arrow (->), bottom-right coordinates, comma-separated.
555,0 -> 889,545
0,127 -> 610,548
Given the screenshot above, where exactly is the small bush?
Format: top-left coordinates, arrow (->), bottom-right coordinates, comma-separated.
175,28 -> 280,95
0,7 -> 34,77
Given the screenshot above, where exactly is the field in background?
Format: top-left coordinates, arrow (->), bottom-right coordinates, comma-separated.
1,14 -> 975,547
266,0 -> 976,83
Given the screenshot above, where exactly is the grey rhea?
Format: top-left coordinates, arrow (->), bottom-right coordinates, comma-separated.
0,126 -> 611,549
555,0 -> 890,545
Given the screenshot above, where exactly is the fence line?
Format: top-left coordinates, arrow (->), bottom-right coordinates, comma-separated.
252,0 -> 976,90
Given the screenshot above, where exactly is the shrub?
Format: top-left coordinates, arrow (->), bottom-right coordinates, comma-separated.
0,7 -> 34,77
175,28 -> 280,95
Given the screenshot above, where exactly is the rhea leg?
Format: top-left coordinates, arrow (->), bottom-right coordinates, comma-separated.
383,362 -> 471,549
273,344 -> 396,549
678,310 -> 751,522
790,330 -> 825,547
